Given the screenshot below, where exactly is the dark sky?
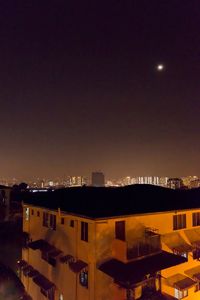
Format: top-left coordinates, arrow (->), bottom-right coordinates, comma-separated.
0,0 -> 200,179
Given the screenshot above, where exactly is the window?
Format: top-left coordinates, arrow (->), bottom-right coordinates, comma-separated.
41,251 -> 56,267
70,220 -> 74,227
37,211 -> 40,217
79,270 -> 88,288
31,209 -> 34,215
174,288 -> 188,299
43,212 -> 56,230
173,214 -> 186,230
115,221 -> 125,241
81,222 -> 88,242
25,208 -> 30,221
193,212 -> 200,227
61,217 -> 65,225
43,212 -> 49,227
50,214 -> 56,230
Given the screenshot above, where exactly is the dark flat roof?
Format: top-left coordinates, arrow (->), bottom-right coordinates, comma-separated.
22,185 -> 200,219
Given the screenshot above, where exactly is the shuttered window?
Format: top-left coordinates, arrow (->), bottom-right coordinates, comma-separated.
173,214 -> 186,230
193,212 -> 200,227
81,222 -> 88,242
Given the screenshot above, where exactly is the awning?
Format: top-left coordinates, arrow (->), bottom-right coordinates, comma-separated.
28,239 -> 55,253
60,254 -> 74,264
33,274 -> 55,291
184,229 -> 200,247
28,269 -> 40,278
166,273 -> 196,290
48,249 -> 62,258
28,239 -> 47,250
99,251 -> 186,287
23,265 -> 33,276
69,260 -> 88,273
194,273 -> 200,281
162,232 -> 192,253
185,266 -> 200,281
17,260 -> 28,269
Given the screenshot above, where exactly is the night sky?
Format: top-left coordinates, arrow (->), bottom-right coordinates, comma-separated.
0,1 -> 200,179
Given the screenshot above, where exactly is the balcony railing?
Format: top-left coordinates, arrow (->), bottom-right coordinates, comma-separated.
127,230 -> 161,260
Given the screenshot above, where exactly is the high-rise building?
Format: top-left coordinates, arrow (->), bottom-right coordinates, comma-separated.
167,178 -> 183,189
137,176 -> 160,185
190,179 -> 200,189
91,172 -> 105,187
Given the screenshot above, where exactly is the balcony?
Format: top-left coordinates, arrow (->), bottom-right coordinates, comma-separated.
112,228 -> 161,262
127,229 -> 161,260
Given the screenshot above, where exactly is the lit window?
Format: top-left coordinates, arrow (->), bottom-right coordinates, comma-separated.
25,208 -> 30,221
174,288 -> 188,299
79,270 -> 88,288
59,294 -> 64,300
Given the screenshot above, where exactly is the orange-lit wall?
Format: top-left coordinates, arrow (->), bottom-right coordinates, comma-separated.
22,204 -> 200,300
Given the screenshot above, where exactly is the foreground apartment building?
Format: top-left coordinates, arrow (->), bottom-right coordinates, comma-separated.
20,185 -> 200,300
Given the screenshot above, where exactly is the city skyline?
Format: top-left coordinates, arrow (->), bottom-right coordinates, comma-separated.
0,1 -> 199,178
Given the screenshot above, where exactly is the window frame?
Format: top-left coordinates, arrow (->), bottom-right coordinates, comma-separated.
173,214 -> 186,230
115,220 -> 126,241
81,222 -> 88,242
193,212 -> 200,227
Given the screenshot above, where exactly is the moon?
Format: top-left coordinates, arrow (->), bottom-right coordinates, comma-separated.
156,64 -> 164,71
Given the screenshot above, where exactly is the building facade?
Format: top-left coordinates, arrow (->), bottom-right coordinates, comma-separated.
20,187 -> 200,300
91,172 -> 105,187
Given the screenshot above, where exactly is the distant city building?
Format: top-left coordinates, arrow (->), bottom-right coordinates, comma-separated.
190,179 -> 200,189
91,172 -> 105,187
137,176 -> 160,185
167,178 -> 183,189
123,176 -> 131,186
48,180 -> 54,187
158,177 -> 168,187
181,176 -> 199,188
118,176 -> 168,187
